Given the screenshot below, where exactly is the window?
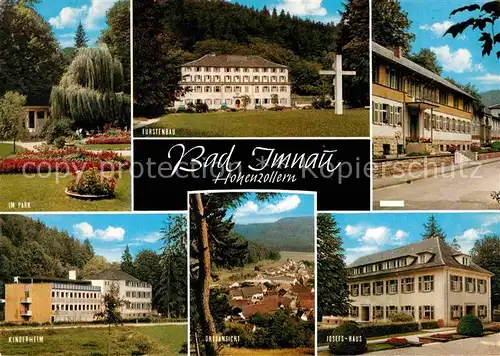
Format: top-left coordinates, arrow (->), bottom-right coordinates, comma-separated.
478,279 -> 486,294
225,75 -> 231,82
386,279 -> 398,294
361,283 -> 371,296
37,111 -> 45,120
205,75 -> 211,81
215,86 -> 221,93
478,305 -> 487,319
350,306 -> 359,318
225,68 -> 231,73
382,104 -> 389,124
373,306 -> 384,319
373,281 -> 384,295
419,275 -> 434,292
466,277 -> 476,293
450,305 -> 463,320
401,305 -> 415,318
205,86 -> 211,92
280,86 -> 287,92
419,305 -> 435,320
386,306 -> 398,319
28,111 -> 35,129
402,277 -> 414,293
350,284 -> 359,297
450,275 -> 463,292
225,86 -> 232,93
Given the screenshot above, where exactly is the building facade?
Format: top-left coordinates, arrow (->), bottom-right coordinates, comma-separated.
347,237 -> 493,326
25,106 -> 50,135
5,273 -> 102,324
89,268 -> 153,319
372,42 -> 476,156
175,54 -> 292,110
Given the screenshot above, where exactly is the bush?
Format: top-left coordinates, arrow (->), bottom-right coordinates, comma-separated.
361,322 -> 419,338
42,117 -> 74,144
223,323 -> 256,348
390,313 -> 414,323
421,320 -> 439,329
328,321 -> 367,355
53,137 -> 66,149
491,141 -> 500,151
195,102 -> 209,113
456,315 -> 483,337
67,168 -> 118,197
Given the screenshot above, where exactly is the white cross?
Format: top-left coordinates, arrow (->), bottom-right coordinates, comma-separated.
319,54 -> 356,115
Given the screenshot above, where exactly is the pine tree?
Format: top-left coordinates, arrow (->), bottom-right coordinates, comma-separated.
450,237 -> 461,251
120,245 -> 135,276
421,215 -> 447,240
317,214 -> 350,321
74,21 -> 88,49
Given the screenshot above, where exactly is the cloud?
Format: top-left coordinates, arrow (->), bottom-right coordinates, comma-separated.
49,6 -> 87,29
135,232 -> 163,243
48,0 -> 117,31
472,73 -> 500,85
430,46 -> 478,73
345,224 -> 364,237
420,20 -> 454,37
85,0 -> 118,30
275,0 -> 327,17
234,195 -> 301,217
360,226 -> 391,245
73,222 -> 125,241
453,228 -> 489,254
482,214 -> 500,227
395,230 -> 408,241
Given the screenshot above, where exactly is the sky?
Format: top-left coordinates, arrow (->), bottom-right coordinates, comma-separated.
400,0 -> 500,92
333,213 -> 500,265
27,213 -> 183,263
223,192 -> 315,224
35,0 -> 119,48
230,0 -> 342,24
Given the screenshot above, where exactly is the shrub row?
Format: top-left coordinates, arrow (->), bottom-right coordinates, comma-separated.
318,322 -> 419,343
420,320 -> 439,329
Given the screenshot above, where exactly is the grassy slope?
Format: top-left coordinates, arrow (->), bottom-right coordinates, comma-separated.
0,326 -> 181,356
137,324 -> 187,355
134,109 -> 369,137
0,143 -> 24,158
0,171 -> 131,211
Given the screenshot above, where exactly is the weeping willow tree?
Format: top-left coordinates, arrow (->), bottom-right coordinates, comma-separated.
50,43 -> 130,130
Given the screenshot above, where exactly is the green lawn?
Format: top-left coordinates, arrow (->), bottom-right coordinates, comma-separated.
134,109 -> 369,137
0,325 -> 184,355
77,143 -> 131,151
0,143 -> 24,158
137,324 -> 187,355
0,170 -> 130,211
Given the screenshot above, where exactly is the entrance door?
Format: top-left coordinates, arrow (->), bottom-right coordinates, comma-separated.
235,99 -> 241,109
465,305 -> 476,316
410,111 -> 419,141
361,306 -> 370,321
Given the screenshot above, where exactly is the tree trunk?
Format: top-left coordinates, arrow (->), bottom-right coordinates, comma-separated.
13,137 -> 16,154
193,193 -> 218,355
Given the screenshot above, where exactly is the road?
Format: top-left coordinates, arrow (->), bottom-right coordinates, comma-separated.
372,332 -> 500,355
374,161 -> 500,210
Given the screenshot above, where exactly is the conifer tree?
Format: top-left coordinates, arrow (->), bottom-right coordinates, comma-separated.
317,214 -> 350,321
120,245 -> 134,276
74,21 -> 88,49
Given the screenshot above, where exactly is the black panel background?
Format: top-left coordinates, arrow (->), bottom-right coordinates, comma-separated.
133,139 -> 371,211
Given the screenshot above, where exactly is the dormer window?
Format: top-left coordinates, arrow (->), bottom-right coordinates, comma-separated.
419,255 -> 426,263
454,254 -> 471,266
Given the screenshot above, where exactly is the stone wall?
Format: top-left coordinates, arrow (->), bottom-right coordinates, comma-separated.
373,136 -> 402,156
373,154 -> 454,178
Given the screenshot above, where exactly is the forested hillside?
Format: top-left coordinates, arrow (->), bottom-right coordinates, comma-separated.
234,216 -> 314,252
0,215 -> 95,319
134,0 -> 339,115
482,90 -> 500,106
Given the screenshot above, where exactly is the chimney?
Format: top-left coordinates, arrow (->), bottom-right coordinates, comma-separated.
68,270 -> 76,280
393,46 -> 403,58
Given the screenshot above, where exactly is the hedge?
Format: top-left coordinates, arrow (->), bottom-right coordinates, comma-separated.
318,322 -> 419,343
420,320 -> 439,329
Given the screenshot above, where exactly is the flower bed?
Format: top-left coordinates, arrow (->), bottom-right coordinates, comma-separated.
86,129 -> 131,144
66,169 -> 117,199
485,324 -> 500,333
0,147 -> 130,174
386,337 -> 410,348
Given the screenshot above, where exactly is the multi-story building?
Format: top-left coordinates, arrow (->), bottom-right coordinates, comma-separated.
89,268 -> 153,319
347,237 -> 493,326
372,42 -> 477,156
175,54 -> 292,110
5,272 -> 102,324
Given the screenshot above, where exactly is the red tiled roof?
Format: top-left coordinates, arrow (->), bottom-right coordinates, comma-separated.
183,54 -> 287,69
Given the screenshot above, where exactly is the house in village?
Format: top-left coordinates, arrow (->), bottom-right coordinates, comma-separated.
175,54 -> 292,110
347,236 -> 493,326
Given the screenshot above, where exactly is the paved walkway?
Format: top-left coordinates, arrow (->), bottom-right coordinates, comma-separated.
374,158 -> 500,210
372,332 -> 500,355
133,118 -> 160,130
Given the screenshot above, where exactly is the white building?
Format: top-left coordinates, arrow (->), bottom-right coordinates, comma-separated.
175,54 -> 292,110
89,268 -> 153,319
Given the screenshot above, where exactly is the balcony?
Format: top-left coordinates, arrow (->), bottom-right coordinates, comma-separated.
21,310 -> 32,317
20,297 -> 32,304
